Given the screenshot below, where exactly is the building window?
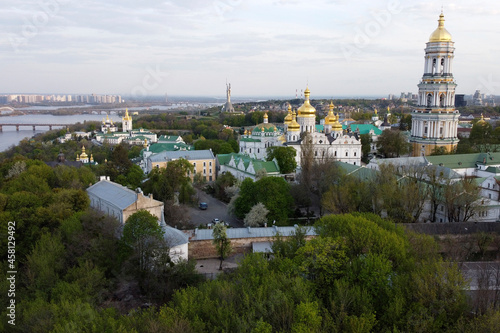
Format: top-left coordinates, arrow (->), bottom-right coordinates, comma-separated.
209,168 -> 212,174
249,149 -> 252,153
345,152 -> 348,157
258,149 -> 260,153
193,163 -> 196,168
203,169 -> 206,174
354,152 -> 357,157
489,193 -> 492,199
203,162 -> 206,167
209,176 -> 212,181
334,151 -> 337,157
209,161 -> 212,166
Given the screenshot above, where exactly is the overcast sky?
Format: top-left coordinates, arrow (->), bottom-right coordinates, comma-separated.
0,0 -> 499,98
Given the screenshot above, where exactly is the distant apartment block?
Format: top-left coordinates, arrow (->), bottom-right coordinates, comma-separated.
0,94 -> 122,104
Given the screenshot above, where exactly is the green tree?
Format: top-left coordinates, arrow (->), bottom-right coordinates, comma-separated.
376,129 -> 411,158
266,146 -> 297,174
212,222 -> 232,270
470,120 -> 493,145
443,176 -> 483,222
143,158 -> 194,203
194,139 -> 236,154
24,232 -> 65,293
360,134 -> 372,163
110,143 -> 133,174
234,177 -> 293,224
122,210 -> 165,272
430,146 -> 449,155
213,171 -> 237,202
399,113 -> 412,131
295,236 -> 347,287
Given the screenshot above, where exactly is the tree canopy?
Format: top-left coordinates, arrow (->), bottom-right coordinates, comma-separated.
266,146 -> 297,174
233,176 -> 294,224
376,129 -> 411,158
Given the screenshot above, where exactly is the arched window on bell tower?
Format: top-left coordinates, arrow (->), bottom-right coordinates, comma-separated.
440,94 -> 445,107
432,58 -> 437,75
427,93 -> 433,107
440,58 -> 445,75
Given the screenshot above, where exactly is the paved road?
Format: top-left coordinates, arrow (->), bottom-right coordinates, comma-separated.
188,188 -> 243,228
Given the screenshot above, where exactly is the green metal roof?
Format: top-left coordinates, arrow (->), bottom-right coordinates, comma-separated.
158,135 -> 183,142
217,153 -> 280,174
426,152 -> 500,169
140,142 -> 193,157
336,162 -> 377,180
240,138 -> 261,142
474,177 -> 487,186
486,166 -> 500,174
349,124 -> 382,135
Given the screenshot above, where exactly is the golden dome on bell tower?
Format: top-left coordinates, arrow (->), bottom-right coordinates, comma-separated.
297,87 -> 316,118
429,12 -> 452,42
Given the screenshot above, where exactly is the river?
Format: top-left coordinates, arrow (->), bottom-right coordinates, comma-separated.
0,114 -> 121,152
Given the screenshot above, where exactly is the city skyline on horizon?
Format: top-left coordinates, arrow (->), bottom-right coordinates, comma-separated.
1,1 -> 499,98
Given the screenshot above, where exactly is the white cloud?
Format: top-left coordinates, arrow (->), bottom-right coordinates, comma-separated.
0,0 -> 498,96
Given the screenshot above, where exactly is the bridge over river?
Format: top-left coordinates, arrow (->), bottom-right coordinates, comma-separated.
0,123 -> 69,131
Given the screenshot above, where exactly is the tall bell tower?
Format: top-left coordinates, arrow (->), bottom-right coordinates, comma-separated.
410,12 -> 460,156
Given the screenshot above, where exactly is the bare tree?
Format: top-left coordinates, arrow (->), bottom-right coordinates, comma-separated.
444,177 -> 483,222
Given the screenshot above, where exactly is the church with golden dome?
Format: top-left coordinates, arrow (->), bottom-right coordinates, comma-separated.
410,12 -> 460,156
239,87 -> 362,167
284,87 -> 361,166
239,111 -> 283,160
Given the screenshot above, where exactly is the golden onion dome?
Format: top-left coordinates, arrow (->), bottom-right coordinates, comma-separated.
123,108 -> 132,121
288,111 -> 301,131
297,87 -> 316,118
332,113 -> 343,131
143,138 -> 148,148
324,101 -> 337,125
79,146 -> 88,159
477,113 -> 486,124
429,12 -> 452,42
284,104 -> 292,125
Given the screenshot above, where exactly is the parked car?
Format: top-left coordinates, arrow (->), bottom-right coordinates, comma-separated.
199,202 -> 208,210
212,218 -> 220,224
